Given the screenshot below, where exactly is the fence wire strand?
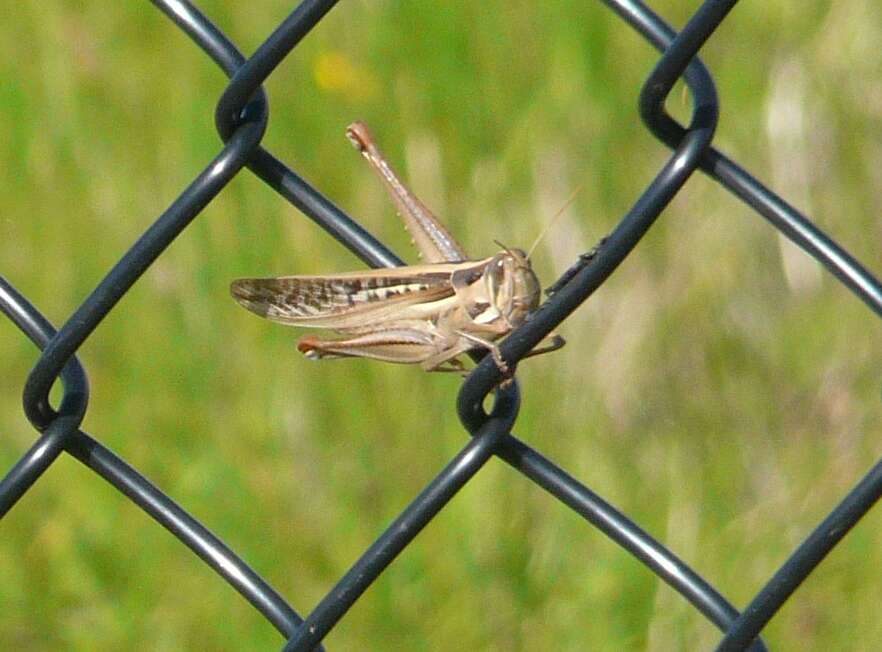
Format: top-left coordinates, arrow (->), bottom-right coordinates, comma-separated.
2,0 -> 882,650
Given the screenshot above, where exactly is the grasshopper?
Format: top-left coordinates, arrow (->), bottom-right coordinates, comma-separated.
231,121 -> 564,375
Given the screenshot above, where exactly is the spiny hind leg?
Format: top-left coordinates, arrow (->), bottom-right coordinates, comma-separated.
297,330 -> 436,363
345,121 -> 466,263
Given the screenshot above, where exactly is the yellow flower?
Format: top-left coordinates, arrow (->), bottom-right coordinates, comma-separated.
313,51 -> 378,101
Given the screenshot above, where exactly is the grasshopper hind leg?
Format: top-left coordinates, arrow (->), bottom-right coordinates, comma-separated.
297,330 -> 438,365
345,121 -> 467,264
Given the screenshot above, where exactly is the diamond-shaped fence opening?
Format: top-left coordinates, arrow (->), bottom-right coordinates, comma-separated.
2,0 -> 882,649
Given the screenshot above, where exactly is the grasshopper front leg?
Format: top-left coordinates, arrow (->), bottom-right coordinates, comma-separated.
454,330 -> 566,375
453,330 -> 512,377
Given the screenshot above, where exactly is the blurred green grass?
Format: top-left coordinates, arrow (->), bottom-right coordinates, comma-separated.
2,1 -> 882,649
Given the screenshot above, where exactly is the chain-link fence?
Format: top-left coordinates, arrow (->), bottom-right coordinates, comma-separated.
3,0 -> 882,649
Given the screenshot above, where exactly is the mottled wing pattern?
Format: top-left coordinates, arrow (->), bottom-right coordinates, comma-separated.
230,269 -> 457,329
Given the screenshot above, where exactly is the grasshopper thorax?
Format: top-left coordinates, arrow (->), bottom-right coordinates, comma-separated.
452,247 -> 541,330
496,247 -> 541,327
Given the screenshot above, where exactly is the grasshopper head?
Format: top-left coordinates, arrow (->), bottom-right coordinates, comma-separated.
487,246 -> 541,328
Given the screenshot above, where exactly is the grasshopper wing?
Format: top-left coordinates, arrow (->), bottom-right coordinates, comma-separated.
230,267 -> 460,331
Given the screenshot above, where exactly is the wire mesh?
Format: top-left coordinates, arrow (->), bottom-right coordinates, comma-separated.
2,0 -> 882,649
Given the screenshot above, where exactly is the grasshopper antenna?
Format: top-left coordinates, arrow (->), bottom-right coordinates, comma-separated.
526,182 -> 584,260
493,239 -> 516,257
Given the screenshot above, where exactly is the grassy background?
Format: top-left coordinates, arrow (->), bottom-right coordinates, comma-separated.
2,1 -> 882,649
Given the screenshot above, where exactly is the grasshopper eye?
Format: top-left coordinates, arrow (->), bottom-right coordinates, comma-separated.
490,258 -> 507,286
